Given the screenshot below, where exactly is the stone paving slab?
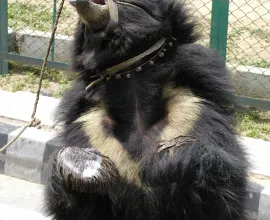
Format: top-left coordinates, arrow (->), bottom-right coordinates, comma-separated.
0,203 -> 50,220
242,137 -> 270,178
258,187 -> 270,220
4,127 -> 55,183
0,174 -> 45,213
0,90 -> 60,127
0,123 -> 19,174
0,175 -> 49,220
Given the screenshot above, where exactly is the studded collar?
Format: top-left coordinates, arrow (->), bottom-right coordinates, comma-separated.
86,36 -> 177,90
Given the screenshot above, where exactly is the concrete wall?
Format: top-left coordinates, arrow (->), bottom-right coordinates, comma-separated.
228,64 -> 270,99
8,28 -> 72,62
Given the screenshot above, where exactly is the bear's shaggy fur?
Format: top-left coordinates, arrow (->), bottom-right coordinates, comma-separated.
44,0 -> 249,219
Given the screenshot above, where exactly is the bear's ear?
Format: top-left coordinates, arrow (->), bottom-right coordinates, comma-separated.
166,0 -> 199,44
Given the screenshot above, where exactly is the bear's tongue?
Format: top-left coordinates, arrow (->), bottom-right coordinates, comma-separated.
91,0 -> 106,5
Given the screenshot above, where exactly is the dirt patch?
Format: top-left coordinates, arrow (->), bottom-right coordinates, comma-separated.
187,0 -> 270,67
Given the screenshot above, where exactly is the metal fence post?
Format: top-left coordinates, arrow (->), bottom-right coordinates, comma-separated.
0,0 -> 9,75
210,0 -> 230,60
50,0 -> 57,61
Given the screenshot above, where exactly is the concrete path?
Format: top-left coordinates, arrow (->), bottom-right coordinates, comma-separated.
0,90 -> 60,127
242,137 -> 270,178
0,174 -> 50,220
0,203 -> 50,220
0,173 -> 270,220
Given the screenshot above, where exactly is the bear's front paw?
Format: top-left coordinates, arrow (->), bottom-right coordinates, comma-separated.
140,136 -> 197,186
56,147 -> 120,193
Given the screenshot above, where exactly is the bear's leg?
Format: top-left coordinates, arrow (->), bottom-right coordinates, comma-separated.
140,139 -> 248,220
44,147 -> 120,220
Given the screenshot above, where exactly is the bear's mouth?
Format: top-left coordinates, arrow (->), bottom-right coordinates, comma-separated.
69,0 -> 118,33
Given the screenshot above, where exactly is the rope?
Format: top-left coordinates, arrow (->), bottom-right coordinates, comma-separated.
0,0 -> 65,153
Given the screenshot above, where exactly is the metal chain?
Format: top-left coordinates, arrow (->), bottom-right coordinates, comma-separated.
0,0 -> 65,153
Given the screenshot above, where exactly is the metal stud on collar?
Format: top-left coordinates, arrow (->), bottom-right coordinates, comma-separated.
136,67 -> 142,72
85,36 -> 177,90
159,52 -> 165,58
115,74 -> 121,79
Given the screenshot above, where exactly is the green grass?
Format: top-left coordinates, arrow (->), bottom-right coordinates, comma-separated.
8,62 -> 77,82
8,3 -> 73,34
0,62 -> 75,98
9,3 -> 52,32
247,28 -> 270,41
235,109 -> 270,140
228,26 -> 270,41
239,59 -> 270,69
227,52 -> 270,70
229,28 -> 244,39
0,73 -> 72,98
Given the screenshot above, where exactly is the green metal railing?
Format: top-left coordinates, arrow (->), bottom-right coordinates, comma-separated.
210,0 -> 229,60
50,0 -> 57,61
0,0 -> 68,72
0,0 -> 269,110
0,0 -> 8,75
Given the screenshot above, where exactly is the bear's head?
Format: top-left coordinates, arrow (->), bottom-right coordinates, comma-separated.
69,0 -> 198,73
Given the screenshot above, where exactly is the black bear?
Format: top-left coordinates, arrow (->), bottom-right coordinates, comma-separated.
44,0 -> 249,219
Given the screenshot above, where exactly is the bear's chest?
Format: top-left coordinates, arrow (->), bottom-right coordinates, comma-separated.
76,108 -> 148,186
75,88 -> 203,186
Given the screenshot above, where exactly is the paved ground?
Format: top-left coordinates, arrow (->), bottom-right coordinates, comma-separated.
242,136 -> 270,178
0,175 -> 49,220
0,90 -> 60,127
0,173 -> 270,220
0,203 -> 50,220
0,173 -> 269,220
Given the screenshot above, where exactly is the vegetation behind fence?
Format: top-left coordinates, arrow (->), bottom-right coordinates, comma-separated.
0,0 -> 269,109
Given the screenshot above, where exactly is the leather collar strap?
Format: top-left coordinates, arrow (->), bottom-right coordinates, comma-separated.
86,36 -> 177,90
